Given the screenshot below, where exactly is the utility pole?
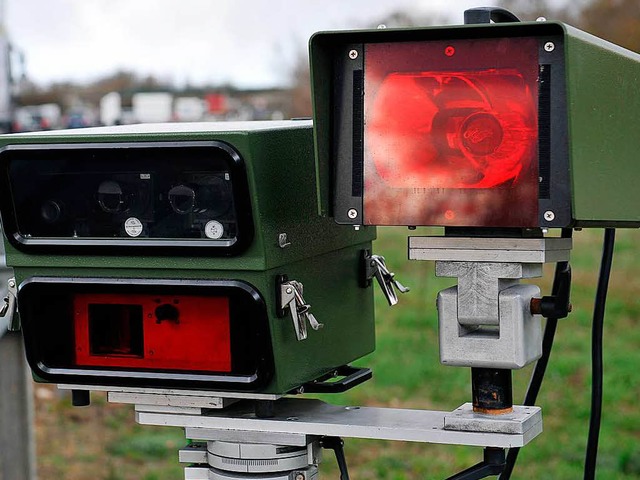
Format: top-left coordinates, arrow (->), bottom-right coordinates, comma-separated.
0,331 -> 36,480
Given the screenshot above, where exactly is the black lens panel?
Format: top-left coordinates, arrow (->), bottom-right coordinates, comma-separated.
0,142 -> 253,255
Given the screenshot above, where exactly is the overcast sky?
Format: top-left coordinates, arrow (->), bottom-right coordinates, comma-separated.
5,0 -> 486,88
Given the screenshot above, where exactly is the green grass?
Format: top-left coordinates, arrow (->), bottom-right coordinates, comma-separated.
36,227 -> 640,479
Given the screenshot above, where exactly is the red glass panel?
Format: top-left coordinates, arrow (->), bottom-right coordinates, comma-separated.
74,293 -> 231,372
364,37 -> 539,227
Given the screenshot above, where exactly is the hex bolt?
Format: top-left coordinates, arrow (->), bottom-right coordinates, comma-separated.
348,49 -> 358,60
347,208 -> 358,219
544,210 -> 555,221
544,42 -> 555,52
531,297 -> 573,316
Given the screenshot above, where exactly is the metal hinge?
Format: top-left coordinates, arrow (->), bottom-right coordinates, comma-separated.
279,279 -> 323,341
364,253 -> 409,306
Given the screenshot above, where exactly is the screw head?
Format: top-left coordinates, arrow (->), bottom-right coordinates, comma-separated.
544,210 -> 555,221
295,474 -> 305,480
536,16 -> 547,22
544,42 -> 555,52
347,208 -> 358,219
286,287 -> 293,294
348,49 -> 358,60
8,279 -> 15,288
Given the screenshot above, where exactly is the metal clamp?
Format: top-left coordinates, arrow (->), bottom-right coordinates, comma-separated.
279,280 -> 323,341
0,277 -> 16,319
364,253 -> 409,306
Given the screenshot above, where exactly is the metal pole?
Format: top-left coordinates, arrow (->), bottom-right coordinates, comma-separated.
0,331 -> 36,480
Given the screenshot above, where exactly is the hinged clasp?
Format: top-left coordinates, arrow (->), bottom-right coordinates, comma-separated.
364,253 -> 409,306
279,279 -> 323,341
0,278 -> 17,331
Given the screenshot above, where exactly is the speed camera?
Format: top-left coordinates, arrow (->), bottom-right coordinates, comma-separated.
0,121 -> 376,395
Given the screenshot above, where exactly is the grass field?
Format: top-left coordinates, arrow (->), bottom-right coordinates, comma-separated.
35,228 -> 640,479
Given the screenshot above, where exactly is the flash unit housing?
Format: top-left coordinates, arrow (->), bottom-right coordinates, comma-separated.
0,121 -> 376,394
310,22 -> 640,228
18,277 -> 272,390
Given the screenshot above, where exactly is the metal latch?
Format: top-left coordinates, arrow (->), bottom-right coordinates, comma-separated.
364,253 -> 409,306
0,278 -> 17,329
279,280 -> 323,341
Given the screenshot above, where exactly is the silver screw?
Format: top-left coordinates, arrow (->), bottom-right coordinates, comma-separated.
295,474 -> 305,480
544,42 -> 555,52
347,208 -> 358,219
8,279 -> 15,289
377,24 -> 387,29
286,287 -> 293,294
536,16 -> 547,22
544,210 -> 556,221
287,416 -> 299,421
348,49 -> 358,60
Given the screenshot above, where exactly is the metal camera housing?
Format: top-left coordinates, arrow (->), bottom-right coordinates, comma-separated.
310,21 -> 640,228
0,121 -> 376,395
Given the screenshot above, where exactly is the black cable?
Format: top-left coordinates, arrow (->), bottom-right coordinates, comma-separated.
500,229 -> 573,480
584,228 -> 616,479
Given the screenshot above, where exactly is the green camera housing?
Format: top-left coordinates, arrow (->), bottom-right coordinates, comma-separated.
0,121 -> 376,395
310,21 -> 640,228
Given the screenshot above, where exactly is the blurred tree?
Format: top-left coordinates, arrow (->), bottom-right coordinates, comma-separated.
16,70 -> 173,110
289,52 -> 312,119
288,8 -> 448,119
575,0 -> 640,51
500,0 -> 640,51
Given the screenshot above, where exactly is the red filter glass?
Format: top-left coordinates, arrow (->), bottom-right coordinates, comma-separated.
74,293 -> 231,372
364,37 -> 539,227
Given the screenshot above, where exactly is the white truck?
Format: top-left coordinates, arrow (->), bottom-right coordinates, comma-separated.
132,92 -> 173,123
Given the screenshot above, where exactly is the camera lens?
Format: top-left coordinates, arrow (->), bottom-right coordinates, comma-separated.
41,200 -> 63,224
97,180 -> 125,213
169,184 -> 196,214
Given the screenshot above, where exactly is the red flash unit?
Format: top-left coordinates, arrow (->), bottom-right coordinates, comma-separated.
363,38 -> 539,227
74,293 -> 231,373
17,278 -> 272,390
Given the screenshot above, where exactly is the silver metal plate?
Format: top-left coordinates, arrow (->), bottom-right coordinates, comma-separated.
179,443 -> 208,464
186,428 -> 311,447
444,403 -> 542,435
409,236 -> 572,263
134,404 -> 203,415
58,384 -> 281,402
136,398 -> 541,448
109,391 -> 239,410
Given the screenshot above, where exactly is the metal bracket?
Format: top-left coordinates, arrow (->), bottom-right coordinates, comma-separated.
134,397 -> 543,448
298,365 -> 372,394
278,278 -> 323,341
363,252 -> 409,306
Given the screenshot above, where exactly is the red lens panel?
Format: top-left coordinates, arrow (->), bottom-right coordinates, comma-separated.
74,293 -> 231,372
364,37 -> 539,227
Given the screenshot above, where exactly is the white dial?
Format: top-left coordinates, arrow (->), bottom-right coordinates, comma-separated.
204,220 -> 224,239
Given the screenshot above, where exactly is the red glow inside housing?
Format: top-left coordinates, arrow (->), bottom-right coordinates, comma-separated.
364,37 -> 539,227
74,293 -> 231,372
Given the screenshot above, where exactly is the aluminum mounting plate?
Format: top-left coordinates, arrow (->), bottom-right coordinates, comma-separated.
135,398 -> 542,448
